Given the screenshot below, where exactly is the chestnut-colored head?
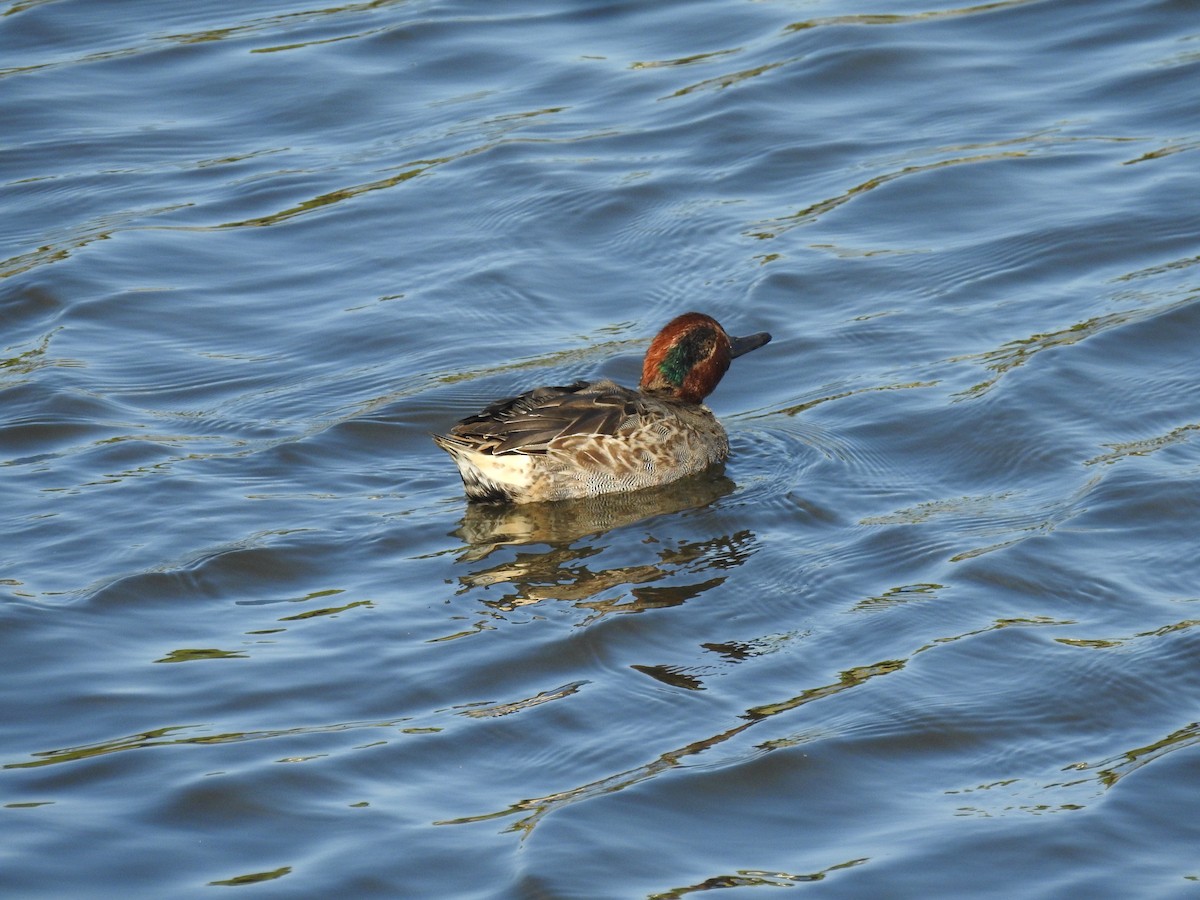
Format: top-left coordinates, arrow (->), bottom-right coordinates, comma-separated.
639,312 -> 771,404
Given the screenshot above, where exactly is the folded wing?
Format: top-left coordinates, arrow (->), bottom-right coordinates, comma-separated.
440,380 -> 648,456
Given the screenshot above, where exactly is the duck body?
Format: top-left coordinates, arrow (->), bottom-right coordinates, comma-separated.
433,312 -> 771,504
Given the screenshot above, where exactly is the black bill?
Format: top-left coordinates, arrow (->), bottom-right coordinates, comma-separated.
729,331 -> 772,358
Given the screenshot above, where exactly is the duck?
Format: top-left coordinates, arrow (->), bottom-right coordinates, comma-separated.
433,312 -> 771,503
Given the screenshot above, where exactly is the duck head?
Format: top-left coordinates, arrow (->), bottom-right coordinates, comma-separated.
639,312 -> 771,404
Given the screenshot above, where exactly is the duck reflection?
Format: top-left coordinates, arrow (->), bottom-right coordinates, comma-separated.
450,471 -> 756,622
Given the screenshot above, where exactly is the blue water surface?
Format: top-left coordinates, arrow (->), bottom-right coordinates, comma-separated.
3,0 -> 1200,896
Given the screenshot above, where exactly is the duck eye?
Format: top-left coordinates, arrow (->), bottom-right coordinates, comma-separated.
658,329 -> 715,386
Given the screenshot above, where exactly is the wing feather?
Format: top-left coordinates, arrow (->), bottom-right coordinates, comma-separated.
442,380 -> 649,456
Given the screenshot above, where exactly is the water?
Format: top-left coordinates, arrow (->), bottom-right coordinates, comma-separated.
3,0 -> 1200,896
